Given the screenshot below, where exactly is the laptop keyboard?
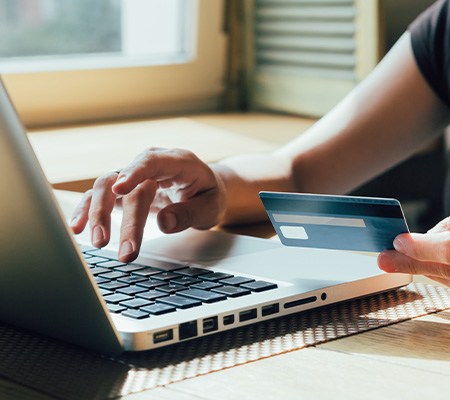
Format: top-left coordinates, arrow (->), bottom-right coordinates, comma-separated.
78,245 -> 278,320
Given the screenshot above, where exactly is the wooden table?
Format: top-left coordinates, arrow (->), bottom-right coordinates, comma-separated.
1,190 -> 443,400
5,115 -> 448,399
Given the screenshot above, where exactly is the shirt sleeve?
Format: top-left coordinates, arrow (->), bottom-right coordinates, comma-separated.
409,0 -> 450,107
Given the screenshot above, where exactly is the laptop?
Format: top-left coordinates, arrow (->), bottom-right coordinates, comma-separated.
0,78 -> 411,354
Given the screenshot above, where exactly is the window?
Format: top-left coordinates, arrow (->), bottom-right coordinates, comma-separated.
250,0 -> 435,118
1,0 -> 226,127
0,0 -> 192,72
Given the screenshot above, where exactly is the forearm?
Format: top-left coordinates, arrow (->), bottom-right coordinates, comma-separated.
277,32 -> 450,195
213,32 -> 450,227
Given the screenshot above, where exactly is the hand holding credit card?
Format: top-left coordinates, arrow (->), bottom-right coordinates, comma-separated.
260,192 -> 409,253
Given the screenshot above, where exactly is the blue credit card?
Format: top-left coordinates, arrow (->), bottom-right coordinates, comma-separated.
259,191 -> 409,252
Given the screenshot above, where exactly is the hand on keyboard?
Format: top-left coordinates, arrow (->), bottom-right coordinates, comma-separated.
70,148 -> 227,262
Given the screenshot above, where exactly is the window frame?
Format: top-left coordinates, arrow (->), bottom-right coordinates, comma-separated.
1,0 -> 227,128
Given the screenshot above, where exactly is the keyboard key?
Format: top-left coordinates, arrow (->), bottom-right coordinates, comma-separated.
241,281 -> 278,292
219,276 -> 255,286
175,267 -> 213,277
136,279 -> 166,289
104,293 -> 133,304
156,283 -> 188,294
120,298 -> 153,309
106,303 -> 127,313
116,285 -> 148,296
140,303 -> 176,315
98,271 -> 128,280
139,261 -> 187,272
178,288 -> 227,303
99,281 -> 129,291
90,266 -> 110,276
201,272 -> 233,282
117,275 -> 147,285
78,244 -> 98,253
191,281 -> 223,291
157,295 -> 202,309
95,277 -> 110,285
171,276 -> 202,286
132,267 -> 163,277
99,288 -> 113,296
97,260 -> 127,269
121,309 -> 149,319
212,285 -> 251,298
86,256 -> 110,265
85,249 -> 118,258
137,290 -> 169,301
115,264 -> 146,273
151,272 -> 181,281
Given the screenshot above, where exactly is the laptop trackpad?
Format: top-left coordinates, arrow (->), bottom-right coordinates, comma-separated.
139,229 -> 281,264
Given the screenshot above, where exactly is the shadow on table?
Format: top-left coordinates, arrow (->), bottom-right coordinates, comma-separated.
0,286 -> 431,400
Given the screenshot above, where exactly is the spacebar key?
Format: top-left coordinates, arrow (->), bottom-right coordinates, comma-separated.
178,288 -> 227,303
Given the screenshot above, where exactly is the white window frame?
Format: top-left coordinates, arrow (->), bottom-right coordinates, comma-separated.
1,0 -> 227,128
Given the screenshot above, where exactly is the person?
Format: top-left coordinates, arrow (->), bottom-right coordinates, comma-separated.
70,0 -> 450,287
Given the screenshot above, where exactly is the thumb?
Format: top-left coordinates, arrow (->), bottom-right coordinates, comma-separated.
157,191 -> 224,233
393,232 -> 450,264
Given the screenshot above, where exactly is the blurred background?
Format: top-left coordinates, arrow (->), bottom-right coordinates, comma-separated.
0,0 -> 444,232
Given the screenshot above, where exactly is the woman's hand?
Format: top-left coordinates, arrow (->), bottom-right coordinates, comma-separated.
70,148 -> 227,262
378,217 -> 450,287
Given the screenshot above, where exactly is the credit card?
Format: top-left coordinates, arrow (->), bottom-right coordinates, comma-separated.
259,191 -> 409,252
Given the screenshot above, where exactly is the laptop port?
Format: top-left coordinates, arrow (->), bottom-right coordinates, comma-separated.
179,320 -> 198,340
261,303 -> 279,317
239,308 -> 257,322
153,329 -> 173,344
321,292 -> 327,301
223,314 -> 234,325
203,316 -> 218,333
284,296 -> 317,309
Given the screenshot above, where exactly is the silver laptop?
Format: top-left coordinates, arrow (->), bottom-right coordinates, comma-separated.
0,78 -> 411,354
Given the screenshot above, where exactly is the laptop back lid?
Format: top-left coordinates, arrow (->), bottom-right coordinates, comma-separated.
0,78 -> 123,354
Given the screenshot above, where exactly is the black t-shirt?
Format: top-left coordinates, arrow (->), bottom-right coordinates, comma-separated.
410,0 -> 450,108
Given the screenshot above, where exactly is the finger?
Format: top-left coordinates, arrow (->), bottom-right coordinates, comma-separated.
70,189 -> 93,234
88,173 -> 120,248
427,216 -> 450,233
393,231 -> 450,264
378,250 -> 450,280
157,188 -> 224,233
112,148 -> 211,197
118,180 -> 157,262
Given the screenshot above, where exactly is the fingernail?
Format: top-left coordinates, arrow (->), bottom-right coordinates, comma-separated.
378,253 -> 398,273
393,237 -> 405,252
161,212 -> 177,231
120,240 -> 134,258
93,226 -> 105,246
70,216 -> 79,226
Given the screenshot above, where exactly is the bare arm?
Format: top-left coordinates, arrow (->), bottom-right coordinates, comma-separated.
215,32 -> 450,225
72,32 -> 450,263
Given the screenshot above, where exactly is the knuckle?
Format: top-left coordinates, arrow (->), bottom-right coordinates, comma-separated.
128,185 -> 150,202
121,221 -> 142,235
88,206 -> 107,225
83,189 -> 93,199
93,174 -> 114,190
